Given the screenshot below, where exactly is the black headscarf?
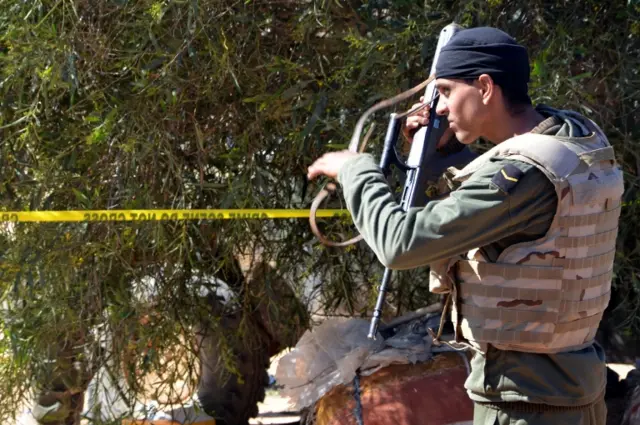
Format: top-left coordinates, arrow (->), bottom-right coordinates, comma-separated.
435,27 -> 531,104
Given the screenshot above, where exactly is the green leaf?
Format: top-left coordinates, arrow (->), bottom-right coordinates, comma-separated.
71,189 -> 91,208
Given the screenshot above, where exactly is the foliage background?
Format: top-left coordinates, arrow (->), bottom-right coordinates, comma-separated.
0,0 -> 638,422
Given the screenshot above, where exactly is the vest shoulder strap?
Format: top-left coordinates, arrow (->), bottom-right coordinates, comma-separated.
454,134 -> 581,182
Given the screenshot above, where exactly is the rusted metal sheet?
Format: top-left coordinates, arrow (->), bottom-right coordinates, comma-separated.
315,352 -> 473,425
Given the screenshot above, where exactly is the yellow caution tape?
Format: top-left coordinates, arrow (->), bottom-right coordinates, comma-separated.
0,209 -> 350,223
3,198 -> 636,223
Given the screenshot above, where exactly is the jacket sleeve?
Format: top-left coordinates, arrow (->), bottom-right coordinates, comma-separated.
336,154 -> 557,269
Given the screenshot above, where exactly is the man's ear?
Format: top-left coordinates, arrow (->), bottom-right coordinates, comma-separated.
476,74 -> 494,104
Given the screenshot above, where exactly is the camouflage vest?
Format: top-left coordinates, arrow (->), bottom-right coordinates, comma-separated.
429,116 -> 624,354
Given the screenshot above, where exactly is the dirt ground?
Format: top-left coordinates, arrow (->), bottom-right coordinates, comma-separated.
250,351 -> 300,425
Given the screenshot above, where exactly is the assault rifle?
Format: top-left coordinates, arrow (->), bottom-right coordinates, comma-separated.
310,23 -> 477,339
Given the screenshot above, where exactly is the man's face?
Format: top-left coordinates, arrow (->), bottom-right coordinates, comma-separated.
434,78 -> 487,144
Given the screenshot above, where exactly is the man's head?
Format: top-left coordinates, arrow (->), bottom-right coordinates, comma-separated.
434,27 -> 532,144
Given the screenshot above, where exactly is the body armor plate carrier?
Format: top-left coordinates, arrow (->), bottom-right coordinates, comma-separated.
429,113 -> 624,354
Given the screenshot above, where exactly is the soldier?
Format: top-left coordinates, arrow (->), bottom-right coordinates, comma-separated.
307,27 -> 623,425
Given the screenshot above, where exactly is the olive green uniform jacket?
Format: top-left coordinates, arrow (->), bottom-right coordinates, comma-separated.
336,106 -> 607,414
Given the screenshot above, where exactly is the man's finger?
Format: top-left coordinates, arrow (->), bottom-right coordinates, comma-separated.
310,155 -> 328,168
307,166 -> 321,180
435,128 -> 456,148
307,156 -> 331,179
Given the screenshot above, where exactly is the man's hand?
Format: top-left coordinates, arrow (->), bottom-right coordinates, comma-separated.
307,150 -> 360,180
402,96 -> 430,143
402,96 -> 455,149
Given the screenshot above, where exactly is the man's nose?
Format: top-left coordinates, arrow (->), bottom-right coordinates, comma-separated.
435,96 -> 448,116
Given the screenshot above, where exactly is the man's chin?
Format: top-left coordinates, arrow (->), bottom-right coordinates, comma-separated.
455,131 -> 476,145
